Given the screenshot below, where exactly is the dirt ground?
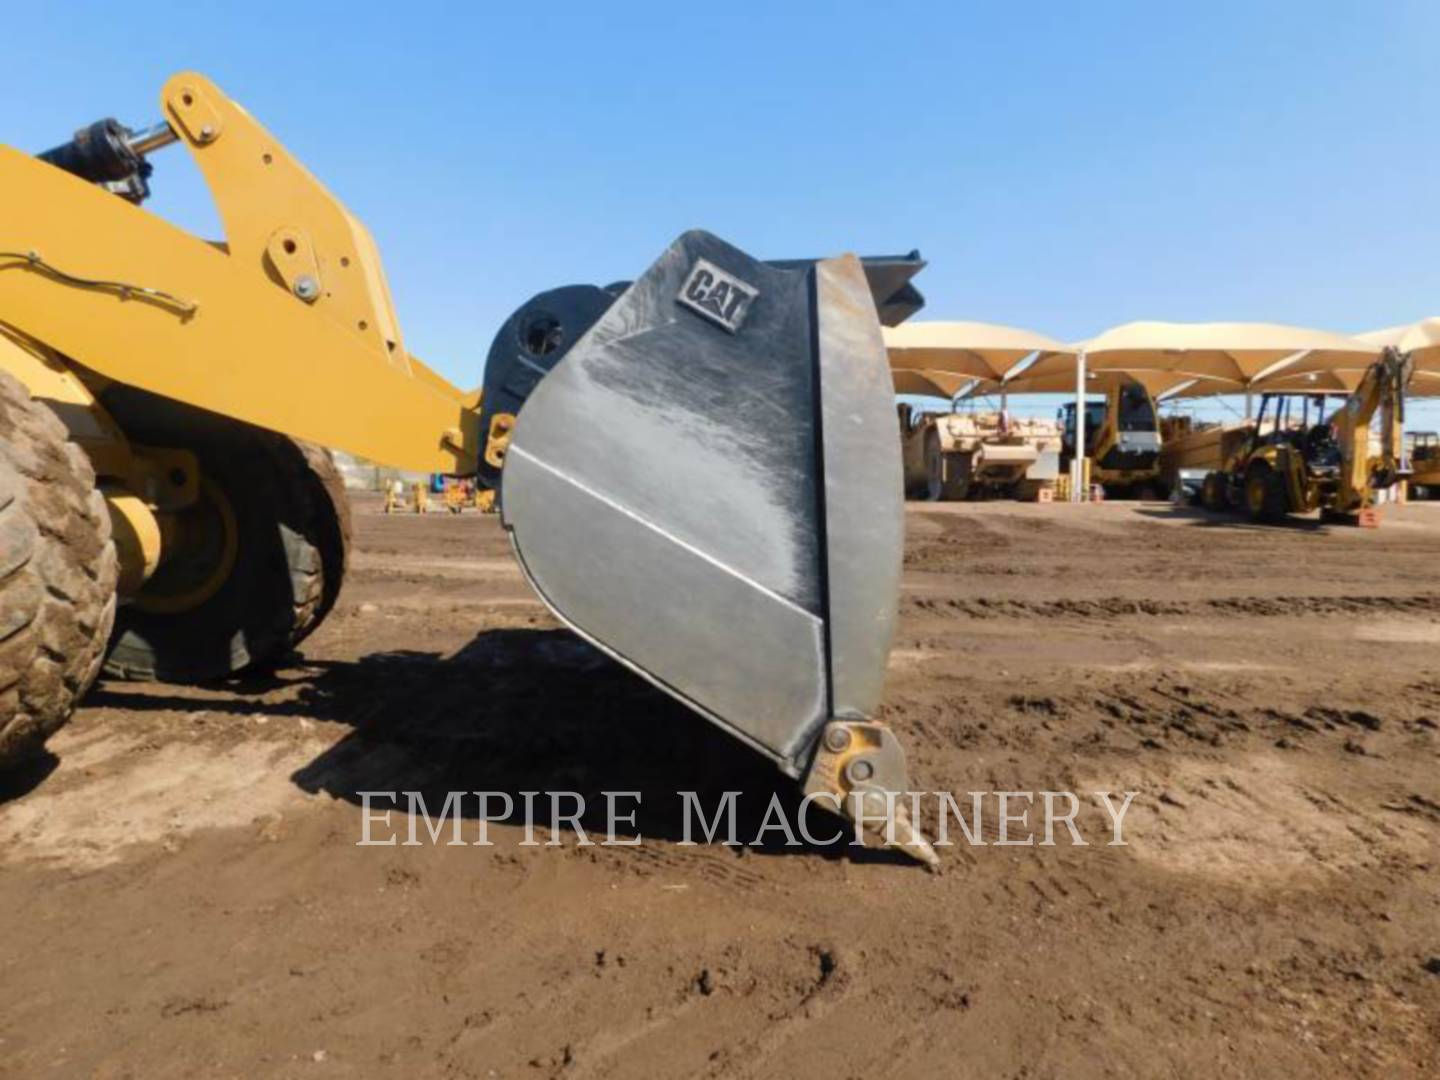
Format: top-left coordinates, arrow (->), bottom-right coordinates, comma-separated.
2,493 -> 1438,1078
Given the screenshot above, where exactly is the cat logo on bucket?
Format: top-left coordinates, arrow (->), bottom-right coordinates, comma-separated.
676,258 -> 758,334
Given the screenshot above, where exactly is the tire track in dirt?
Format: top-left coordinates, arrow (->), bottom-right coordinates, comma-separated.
5,498 -> 1438,1078
904,591 -> 1440,622
887,673 -> 1439,763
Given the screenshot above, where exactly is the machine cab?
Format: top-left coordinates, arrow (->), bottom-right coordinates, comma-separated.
1408,430 -> 1438,466
1059,383 -> 1160,469
1243,393 -> 1341,471
1059,398 -> 1109,456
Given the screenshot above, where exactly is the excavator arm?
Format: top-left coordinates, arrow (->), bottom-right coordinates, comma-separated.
1329,348 -> 1412,515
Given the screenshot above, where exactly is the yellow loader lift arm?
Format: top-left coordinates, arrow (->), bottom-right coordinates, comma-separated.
1,73 -> 480,474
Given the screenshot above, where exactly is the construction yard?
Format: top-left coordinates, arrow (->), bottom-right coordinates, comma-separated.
1,494 -> 1436,1078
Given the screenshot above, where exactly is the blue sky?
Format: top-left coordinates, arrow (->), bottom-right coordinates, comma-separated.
8,2 -> 1440,426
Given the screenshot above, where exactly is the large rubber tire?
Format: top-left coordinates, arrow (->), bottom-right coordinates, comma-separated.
1135,481 -> 1166,501
101,390 -> 350,682
1200,472 -> 1228,512
0,370 -> 118,768
295,440 -> 351,635
1244,464 -> 1287,523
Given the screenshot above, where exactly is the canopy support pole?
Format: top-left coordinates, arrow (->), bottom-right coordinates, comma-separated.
1072,349 -> 1087,502
1245,387 -> 1253,420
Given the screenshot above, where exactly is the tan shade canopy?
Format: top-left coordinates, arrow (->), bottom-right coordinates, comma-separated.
891,369 -> 975,398
885,321 -> 1073,382
967,368 -> 1239,401
1357,317 -> 1440,355
1023,321 -> 1381,387
1353,318 -> 1440,395
1243,366 -> 1440,397
1235,319 -> 1439,393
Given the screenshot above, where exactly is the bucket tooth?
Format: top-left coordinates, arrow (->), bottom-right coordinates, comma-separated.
804,720 -> 939,869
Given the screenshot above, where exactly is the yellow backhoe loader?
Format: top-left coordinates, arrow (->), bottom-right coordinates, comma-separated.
0,73 -> 938,864
1200,350 -> 1410,525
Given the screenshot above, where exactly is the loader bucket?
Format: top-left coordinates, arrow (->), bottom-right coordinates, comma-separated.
497,231 -> 936,864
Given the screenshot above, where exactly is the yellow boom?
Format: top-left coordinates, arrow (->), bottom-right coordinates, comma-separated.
0,72 -> 479,475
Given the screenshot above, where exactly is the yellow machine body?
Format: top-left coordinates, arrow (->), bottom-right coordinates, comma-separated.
0,73 -> 481,479
1207,351 -> 1409,523
1060,382 -> 1164,493
1329,353 -> 1408,514
1408,432 -> 1440,493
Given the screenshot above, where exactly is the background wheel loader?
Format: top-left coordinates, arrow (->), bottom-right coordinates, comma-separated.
1200,350 -> 1410,526
1406,431 -> 1440,498
0,73 -> 939,864
1058,380 -> 1165,497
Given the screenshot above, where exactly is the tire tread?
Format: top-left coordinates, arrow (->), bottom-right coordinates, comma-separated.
0,370 -> 116,767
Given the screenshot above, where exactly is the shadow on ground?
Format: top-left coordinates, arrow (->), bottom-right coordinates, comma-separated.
0,751 -> 59,806
1135,505 -> 1330,532
88,629 -> 902,862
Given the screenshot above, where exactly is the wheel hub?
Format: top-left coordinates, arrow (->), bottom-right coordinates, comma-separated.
136,474 -> 239,614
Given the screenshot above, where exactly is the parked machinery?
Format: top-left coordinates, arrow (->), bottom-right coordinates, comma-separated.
1059,381 -> 1165,497
1200,351 -> 1410,525
1159,415 -> 1252,500
897,404 -> 1061,501
1407,431 -> 1440,498
0,74 -> 938,864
